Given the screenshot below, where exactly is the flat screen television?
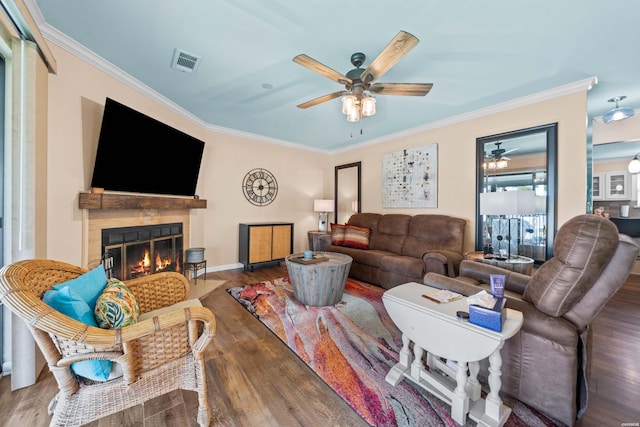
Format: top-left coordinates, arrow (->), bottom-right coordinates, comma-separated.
90,98 -> 205,197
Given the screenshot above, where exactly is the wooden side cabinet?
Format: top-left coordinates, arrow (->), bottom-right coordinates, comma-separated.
239,223 -> 294,271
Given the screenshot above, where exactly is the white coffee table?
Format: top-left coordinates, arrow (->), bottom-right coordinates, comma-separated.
383,282 -> 523,427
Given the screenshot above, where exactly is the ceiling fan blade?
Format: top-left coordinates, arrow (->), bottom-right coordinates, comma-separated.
360,31 -> 420,84
369,82 -> 433,96
296,91 -> 349,109
293,54 -> 352,85
501,147 -> 520,155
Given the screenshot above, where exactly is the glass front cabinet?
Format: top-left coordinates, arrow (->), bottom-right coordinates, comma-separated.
593,171 -> 630,201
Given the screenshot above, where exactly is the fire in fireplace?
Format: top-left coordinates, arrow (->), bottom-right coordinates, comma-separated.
102,223 -> 183,280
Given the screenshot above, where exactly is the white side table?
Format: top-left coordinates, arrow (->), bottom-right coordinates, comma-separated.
383,282 -> 523,427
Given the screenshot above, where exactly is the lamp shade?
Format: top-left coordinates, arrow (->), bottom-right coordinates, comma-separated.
313,199 -> 334,212
480,190 -> 536,216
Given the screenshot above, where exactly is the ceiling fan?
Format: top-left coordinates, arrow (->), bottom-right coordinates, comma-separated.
292,30 -> 433,122
486,142 -> 519,161
485,142 -> 518,170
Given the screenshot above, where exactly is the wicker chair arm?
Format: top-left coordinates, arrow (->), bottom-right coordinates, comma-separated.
121,305 -> 216,345
56,351 -> 125,367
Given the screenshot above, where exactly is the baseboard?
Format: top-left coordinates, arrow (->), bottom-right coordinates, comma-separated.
205,262 -> 244,273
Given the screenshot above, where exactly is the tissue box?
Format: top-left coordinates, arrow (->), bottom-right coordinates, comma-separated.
469,298 -> 507,332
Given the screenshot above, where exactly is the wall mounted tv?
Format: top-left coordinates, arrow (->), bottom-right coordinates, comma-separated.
90,98 -> 205,197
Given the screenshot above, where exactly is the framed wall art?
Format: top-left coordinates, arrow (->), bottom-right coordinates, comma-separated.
382,144 -> 438,208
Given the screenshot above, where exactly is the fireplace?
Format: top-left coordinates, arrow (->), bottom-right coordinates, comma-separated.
102,223 -> 183,280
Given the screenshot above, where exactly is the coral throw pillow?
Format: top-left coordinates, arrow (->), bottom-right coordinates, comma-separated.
331,223 -> 346,246
343,224 -> 371,249
94,279 -> 140,329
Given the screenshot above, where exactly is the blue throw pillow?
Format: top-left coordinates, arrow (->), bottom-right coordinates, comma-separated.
53,265 -> 108,309
43,287 -> 112,381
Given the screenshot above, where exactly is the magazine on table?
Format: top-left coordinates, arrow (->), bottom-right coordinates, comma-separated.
422,289 -> 463,304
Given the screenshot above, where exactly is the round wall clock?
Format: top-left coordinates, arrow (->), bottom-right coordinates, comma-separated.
242,168 -> 278,206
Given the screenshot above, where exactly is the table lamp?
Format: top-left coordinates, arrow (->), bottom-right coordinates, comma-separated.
480,190 -> 536,258
314,199 -> 334,232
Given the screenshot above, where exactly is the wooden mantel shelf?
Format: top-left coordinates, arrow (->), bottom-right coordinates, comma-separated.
79,192 -> 207,210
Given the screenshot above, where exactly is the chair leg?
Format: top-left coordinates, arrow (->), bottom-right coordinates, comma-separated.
197,403 -> 211,427
47,392 -> 60,415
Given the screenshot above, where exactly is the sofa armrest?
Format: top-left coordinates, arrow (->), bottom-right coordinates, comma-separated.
423,272 -> 484,296
422,250 -> 463,277
459,260 -> 530,295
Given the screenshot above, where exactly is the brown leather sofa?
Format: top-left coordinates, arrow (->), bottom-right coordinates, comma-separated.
423,214 -> 639,426
317,213 -> 466,289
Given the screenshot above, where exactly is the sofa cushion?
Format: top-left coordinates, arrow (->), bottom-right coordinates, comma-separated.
378,255 -> 424,279
347,213 -> 381,231
402,215 -> 466,258
370,214 -> 410,253
343,224 -> 371,249
330,223 -> 346,246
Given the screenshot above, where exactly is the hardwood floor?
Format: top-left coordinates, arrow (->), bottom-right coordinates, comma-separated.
1,266 -> 638,426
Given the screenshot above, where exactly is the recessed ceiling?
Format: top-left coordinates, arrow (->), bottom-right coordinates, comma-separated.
28,0 -> 640,152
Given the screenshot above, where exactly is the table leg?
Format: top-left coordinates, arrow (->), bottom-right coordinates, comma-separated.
466,361 -> 481,401
485,341 -> 510,425
410,344 -> 424,380
451,361 -> 469,425
385,334 -> 412,386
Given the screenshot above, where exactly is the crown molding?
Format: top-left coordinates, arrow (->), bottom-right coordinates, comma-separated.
28,0 -> 596,156
32,18 -> 326,154
329,77 -> 598,154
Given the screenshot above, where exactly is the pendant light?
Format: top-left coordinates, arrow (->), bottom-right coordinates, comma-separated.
602,96 -> 635,123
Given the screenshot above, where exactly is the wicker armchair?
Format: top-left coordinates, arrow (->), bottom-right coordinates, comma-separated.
0,259 -> 216,427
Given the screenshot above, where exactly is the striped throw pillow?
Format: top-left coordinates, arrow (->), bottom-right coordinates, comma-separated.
331,223 -> 346,246
343,224 -> 371,249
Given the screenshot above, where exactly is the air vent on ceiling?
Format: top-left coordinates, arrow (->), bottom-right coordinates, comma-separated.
171,48 -> 202,73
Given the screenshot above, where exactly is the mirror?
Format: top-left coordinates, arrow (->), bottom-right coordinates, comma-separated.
334,162 -> 361,224
476,124 -> 557,263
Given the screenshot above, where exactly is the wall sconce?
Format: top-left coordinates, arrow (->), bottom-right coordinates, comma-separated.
314,199 -> 334,232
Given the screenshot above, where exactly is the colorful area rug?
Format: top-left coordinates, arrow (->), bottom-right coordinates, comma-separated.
227,277 -> 559,427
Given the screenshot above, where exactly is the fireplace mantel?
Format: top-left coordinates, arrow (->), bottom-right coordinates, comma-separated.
79,192 -> 207,210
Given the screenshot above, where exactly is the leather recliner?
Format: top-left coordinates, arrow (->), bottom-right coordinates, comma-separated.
423,214 -> 639,426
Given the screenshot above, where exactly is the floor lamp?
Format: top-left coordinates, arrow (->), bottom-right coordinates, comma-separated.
480,190 -> 536,259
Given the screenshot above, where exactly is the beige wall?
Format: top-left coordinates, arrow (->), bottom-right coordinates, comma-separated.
46,44 -> 331,267
329,91 -> 589,254
46,43 -> 589,268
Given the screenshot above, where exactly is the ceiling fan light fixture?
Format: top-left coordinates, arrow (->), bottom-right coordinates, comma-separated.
361,96 -> 376,117
346,104 -> 360,122
602,96 -> 635,123
342,95 -> 356,115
